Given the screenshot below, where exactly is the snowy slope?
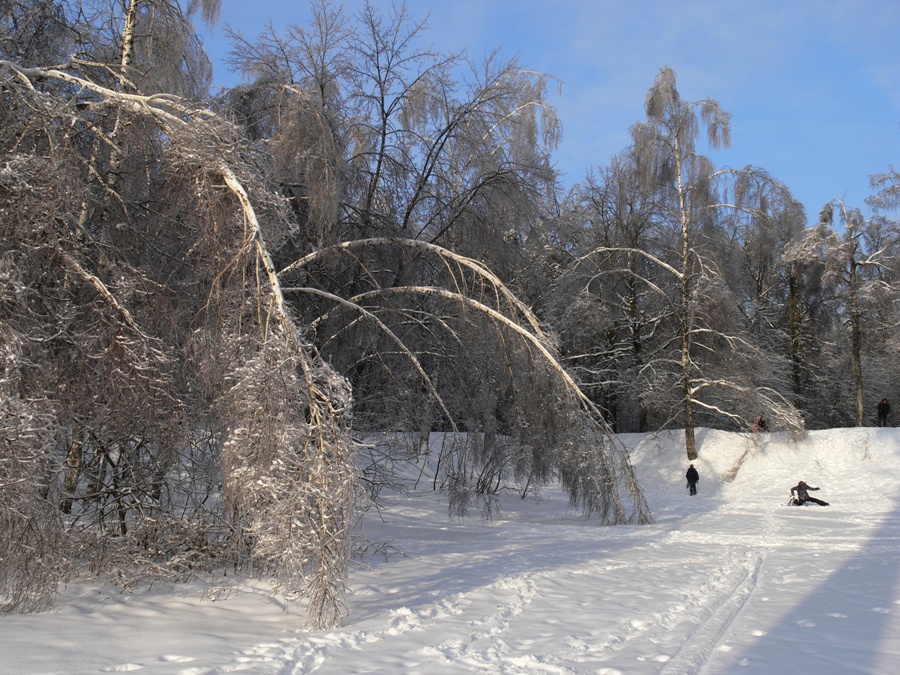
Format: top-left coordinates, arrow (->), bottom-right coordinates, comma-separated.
3,427 -> 900,674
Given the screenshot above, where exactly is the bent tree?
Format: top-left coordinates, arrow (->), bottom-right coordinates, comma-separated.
224,2 -> 646,523
0,1 -> 650,625
1,57 -> 358,626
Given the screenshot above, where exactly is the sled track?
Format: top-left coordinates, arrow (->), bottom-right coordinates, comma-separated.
522,549 -> 767,672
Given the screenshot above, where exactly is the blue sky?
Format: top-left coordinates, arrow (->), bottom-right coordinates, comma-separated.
198,1 -> 900,225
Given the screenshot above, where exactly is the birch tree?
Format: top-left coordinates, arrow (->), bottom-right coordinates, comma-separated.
633,67 -> 732,458
222,1 -> 637,521
598,67 -> 803,456
0,0 -> 652,622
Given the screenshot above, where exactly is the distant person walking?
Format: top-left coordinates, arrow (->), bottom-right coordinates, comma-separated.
877,398 -> 891,427
686,464 -> 699,496
790,480 -> 829,506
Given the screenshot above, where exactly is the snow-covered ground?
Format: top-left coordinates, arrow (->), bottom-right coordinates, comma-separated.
4,427 -> 900,674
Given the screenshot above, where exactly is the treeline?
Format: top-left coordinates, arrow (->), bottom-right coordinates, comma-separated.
0,0 -> 897,625
551,71 -> 900,452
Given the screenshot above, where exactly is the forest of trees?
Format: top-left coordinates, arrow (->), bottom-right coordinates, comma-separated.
1,0 -> 898,626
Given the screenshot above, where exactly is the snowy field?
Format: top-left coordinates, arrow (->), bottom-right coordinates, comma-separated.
4,427 -> 900,675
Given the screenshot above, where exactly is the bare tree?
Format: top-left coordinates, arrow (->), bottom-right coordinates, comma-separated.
0,0 -> 653,625
0,49 -> 361,625
225,0 -> 560,264
546,156 -> 666,432
0,293 -> 62,614
786,201 -> 899,426
632,67 -> 733,459
1,0 -> 76,65
560,68 -> 803,457
220,3 -> 642,522
868,167 -> 900,212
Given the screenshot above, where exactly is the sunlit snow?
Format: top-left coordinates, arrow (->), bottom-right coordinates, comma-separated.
3,427 -> 900,674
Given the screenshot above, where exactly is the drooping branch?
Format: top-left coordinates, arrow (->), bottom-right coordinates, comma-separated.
279,237 -> 548,339
352,285 -> 596,412
220,167 -> 299,343
284,284 -> 457,430
0,60 -> 210,126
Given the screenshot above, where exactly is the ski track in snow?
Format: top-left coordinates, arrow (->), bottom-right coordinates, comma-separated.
219,543 -> 776,674
201,508 -> 884,672
659,551 -> 764,675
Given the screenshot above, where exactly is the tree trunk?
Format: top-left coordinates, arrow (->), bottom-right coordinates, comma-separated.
682,284 -> 697,460
626,271 -> 649,432
788,270 -> 804,397
849,258 -> 864,425
60,432 -> 83,514
674,135 -> 698,460
120,0 -> 139,88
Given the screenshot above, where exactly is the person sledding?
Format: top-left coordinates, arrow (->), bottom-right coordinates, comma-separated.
790,480 -> 829,506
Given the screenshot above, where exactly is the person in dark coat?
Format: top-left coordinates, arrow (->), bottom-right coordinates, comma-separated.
790,480 -> 829,506
686,464 -> 699,495
877,398 -> 891,427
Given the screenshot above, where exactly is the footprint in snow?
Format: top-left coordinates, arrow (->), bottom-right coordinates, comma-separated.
101,665 -> 143,672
